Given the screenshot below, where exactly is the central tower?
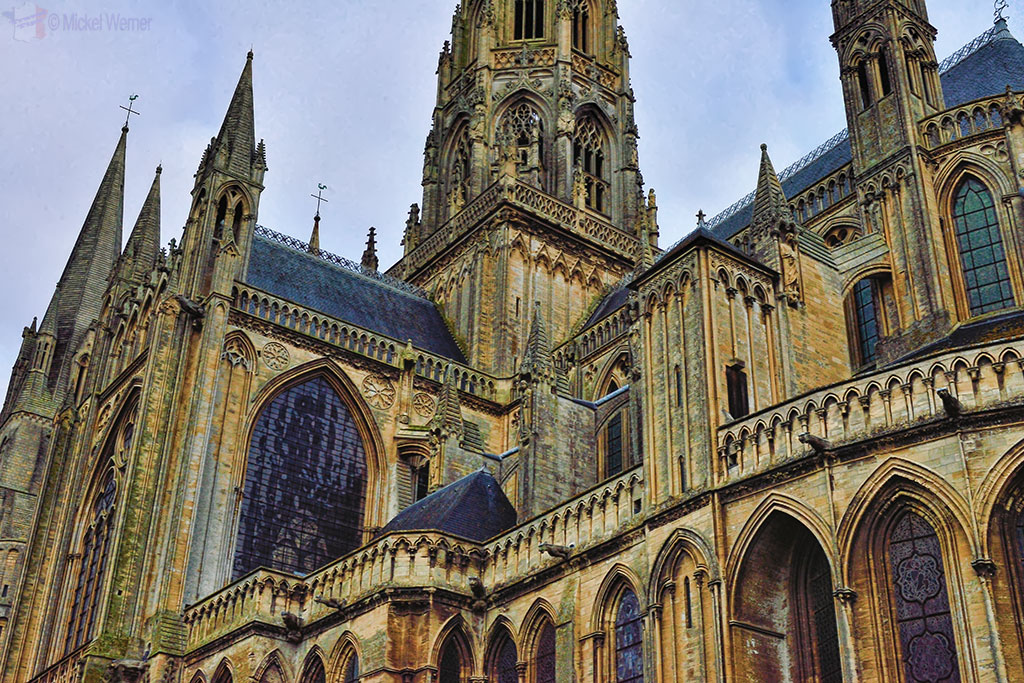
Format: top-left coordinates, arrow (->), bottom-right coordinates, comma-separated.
391,0 -> 650,375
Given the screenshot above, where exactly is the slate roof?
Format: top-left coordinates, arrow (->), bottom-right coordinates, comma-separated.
378,468 -> 518,542
708,20 -> 1024,241
246,233 -> 467,363
897,309 -> 1024,363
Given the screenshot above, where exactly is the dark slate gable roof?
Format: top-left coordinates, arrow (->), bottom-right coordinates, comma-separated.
379,468 -> 518,542
896,309 -> 1024,364
708,21 -> 1024,241
246,234 -> 467,362
582,285 -> 630,330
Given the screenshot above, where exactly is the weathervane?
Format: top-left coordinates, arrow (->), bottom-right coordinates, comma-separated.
311,183 -> 329,217
995,0 -> 1009,23
120,94 -> 140,129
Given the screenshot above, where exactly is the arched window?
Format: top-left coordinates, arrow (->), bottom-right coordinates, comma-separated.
674,365 -> 683,407
857,60 -> 873,110
490,633 -> 518,683
212,666 -> 233,683
535,621 -> 556,683
214,196 -> 228,240
232,376 -> 368,579
300,657 -> 327,683
614,588 -> 644,683
572,1 -> 590,53
852,278 -> 881,365
950,177 -> 1016,316
878,47 -> 892,97
798,545 -> 843,683
887,511 -> 960,682
447,128 -> 472,217
726,363 -> 749,419
514,0 -> 545,40
573,115 -> 609,213
342,653 -> 359,683
439,638 -> 465,683
605,412 -> 623,477
499,102 -> 544,177
64,470 -> 117,653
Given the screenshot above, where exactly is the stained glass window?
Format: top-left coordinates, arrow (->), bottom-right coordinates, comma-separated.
440,640 -> 463,683
301,657 -> 327,683
233,377 -> 367,579
343,654 -> 359,683
806,549 -> 843,683
853,279 -> 880,365
492,635 -> 519,683
536,622 -> 556,683
615,588 -> 644,683
514,0 -> 545,40
606,413 -> 623,477
951,178 -> 1015,316
65,470 -> 116,653
888,511 -> 961,683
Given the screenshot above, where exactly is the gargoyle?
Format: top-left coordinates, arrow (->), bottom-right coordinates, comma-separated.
468,576 -> 486,599
539,543 -> 573,560
314,595 -> 347,610
798,432 -> 832,455
108,659 -> 148,683
173,294 -> 205,320
937,388 -> 963,418
282,611 -> 304,643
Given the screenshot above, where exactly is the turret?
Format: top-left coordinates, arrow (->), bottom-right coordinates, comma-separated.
179,51 -> 266,300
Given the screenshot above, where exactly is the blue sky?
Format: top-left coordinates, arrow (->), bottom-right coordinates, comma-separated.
0,0 -> 1002,399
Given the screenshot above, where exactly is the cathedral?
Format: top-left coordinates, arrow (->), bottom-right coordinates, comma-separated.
3,0 -> 1024,680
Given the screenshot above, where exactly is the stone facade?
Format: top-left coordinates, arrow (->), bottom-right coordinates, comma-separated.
2,1 -> 1024,682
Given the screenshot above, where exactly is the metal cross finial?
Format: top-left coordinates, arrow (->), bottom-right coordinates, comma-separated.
120,94 -> 140,129
311,183 -> 329,217
995,0 -> 1009,23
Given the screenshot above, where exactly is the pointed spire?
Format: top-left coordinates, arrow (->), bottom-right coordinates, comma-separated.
520,304 -> 553,381
309,214 -> 321,253
361,227 -> 379,272
122,165 -> 162,282
50,125 -> 127,337
752,143 -> 789,227
212,51 -> 257,178
432,364 -> 464,438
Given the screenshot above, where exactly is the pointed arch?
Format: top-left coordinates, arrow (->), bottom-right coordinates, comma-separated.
326,631 -> 362,681
591,563 -> 645,632
977,436 -> 1024,553
253,651 -> 290,683
433,614 -> 477,676
299,646 -> 328,683
649,527 -> 719,602
232,359 -> 385,579
843,461 -> 975,682
211,659 -> 234,683
837,458 -> 976,579
573,106 -> 613,214
726,492 -> 837,590
485,618 -> 519,683
729,504 -> 842,682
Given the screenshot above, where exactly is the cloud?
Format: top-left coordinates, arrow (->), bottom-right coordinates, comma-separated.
0,0 -> 1001,400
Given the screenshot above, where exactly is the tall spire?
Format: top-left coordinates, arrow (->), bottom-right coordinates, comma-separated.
212,51 -> 257,179
751,143 -> 789,227
52,125 -> 127,338
361,227 -> 379,272
308,214 -> 321,253
121,165 -> 162,282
